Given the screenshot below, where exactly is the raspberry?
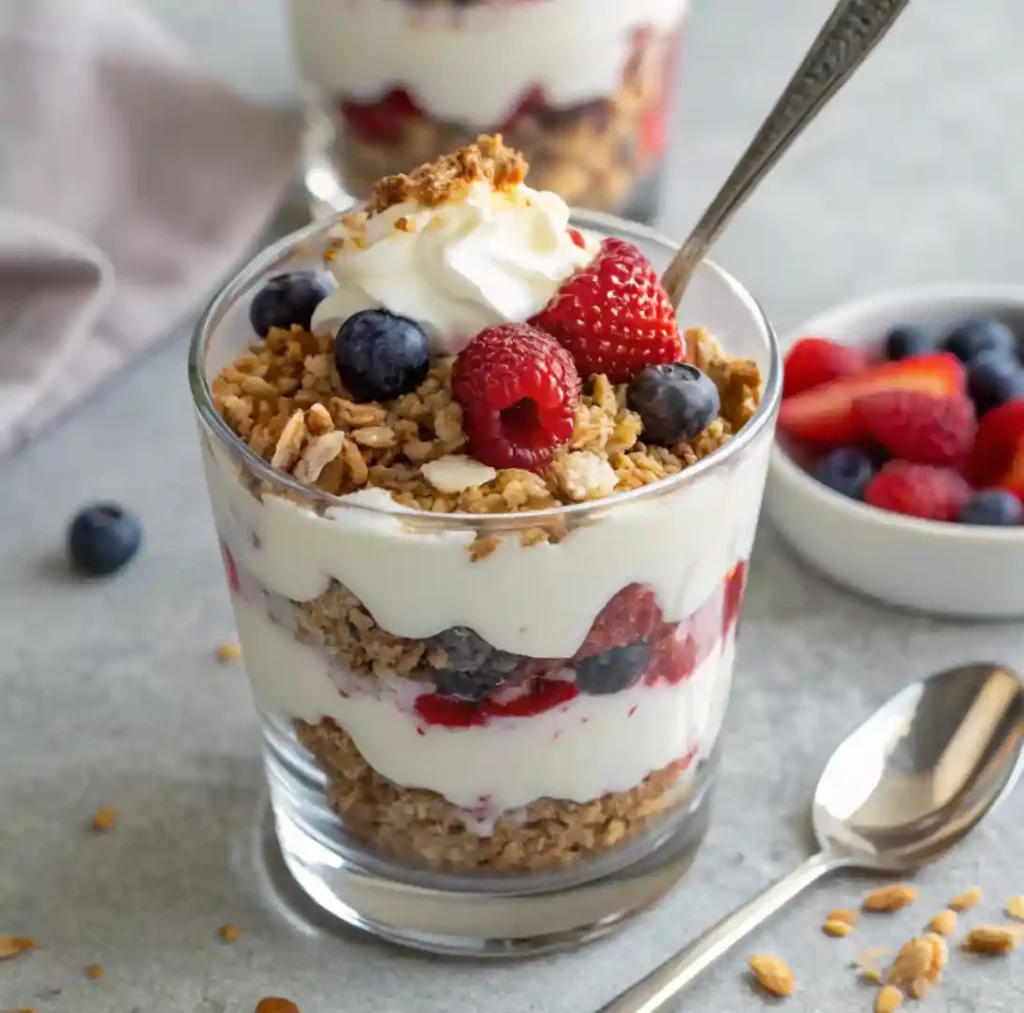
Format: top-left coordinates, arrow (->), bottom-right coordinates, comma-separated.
574,584 -> 662,660
783,337 -> 867,398
530,238 -> 683,383
339,87 -> 421,144
644,626 -> 698,686
863,461 -> 971,522
854,391 -> 976,467
452,324 -> 581,473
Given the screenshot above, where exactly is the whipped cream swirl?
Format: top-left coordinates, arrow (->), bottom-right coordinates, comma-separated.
311,180 -> 598,356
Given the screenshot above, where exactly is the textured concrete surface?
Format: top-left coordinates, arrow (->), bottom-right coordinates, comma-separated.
4,1 -> 1024,1010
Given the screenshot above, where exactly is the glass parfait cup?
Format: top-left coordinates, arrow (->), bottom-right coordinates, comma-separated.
188,210 -> 781,956
290,0 -> 690,222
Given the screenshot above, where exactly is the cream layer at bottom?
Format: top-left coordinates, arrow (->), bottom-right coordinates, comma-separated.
236,599 -> 736,818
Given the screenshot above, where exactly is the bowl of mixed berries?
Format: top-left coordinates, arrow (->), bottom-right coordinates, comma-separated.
766,284 -> 1024,617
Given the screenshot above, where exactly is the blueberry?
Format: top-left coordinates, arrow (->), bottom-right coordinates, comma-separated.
959,489 -> 1023,526
574,641 -> 653,695
428,627 -> 520,701
815,447 -> 875,500
626,363 -> 720,445
967,351 -> 1024,414
941,317 -> 1017,363
334,309 -> 431,403
883,325 -> 933,361
249,271 -> 332,338
67,503 -> 142,577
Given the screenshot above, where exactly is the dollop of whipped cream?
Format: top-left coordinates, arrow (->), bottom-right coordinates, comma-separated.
311,179 -> 598,356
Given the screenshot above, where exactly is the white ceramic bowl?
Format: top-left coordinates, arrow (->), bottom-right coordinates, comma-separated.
766,284 -> 1024,619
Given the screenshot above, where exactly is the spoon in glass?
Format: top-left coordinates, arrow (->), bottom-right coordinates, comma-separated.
660,0 -> 915,307
597,662 -> 1024,1013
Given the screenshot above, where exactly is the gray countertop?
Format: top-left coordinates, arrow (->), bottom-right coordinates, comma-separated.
4,1 -> 1024,1010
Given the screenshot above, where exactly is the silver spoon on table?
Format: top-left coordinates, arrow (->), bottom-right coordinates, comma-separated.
659,0 -> 915,306
598,662 -> 1024,1013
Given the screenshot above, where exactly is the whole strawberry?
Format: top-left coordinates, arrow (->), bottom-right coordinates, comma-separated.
452,323 -> 581,473
530,237 -> 683,383
864,461 -> 970,522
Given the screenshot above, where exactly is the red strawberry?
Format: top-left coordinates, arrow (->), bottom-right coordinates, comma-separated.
783,337 -> 868,398
968,397 -> 1024,502
414,694 -> 485,729
853,391 -> 976,467
530,237 -> 683,383
863,461 -> 970,522
778,353 -> 965,448
452,323 -> 581,473
722,561 -> 747,637
482,680 -> 578,718
574,584 -> 663,660
644,627 -> 698,686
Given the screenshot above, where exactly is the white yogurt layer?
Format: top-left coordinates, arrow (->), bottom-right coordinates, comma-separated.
290,0 -> 690,127
203,434 -> 770,660
236,595 -> 734,816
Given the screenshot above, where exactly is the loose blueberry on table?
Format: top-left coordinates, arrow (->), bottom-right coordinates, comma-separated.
68,503 -> 142,576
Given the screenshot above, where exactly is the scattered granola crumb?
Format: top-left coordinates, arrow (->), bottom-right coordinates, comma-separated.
906,976 -> 932,1000
886,938 -> 933,987
928,909 -> 957,936
949,886 -> 983,912
962,925 -> 1018,955
863,884 -> 918,913
0,937 -> 36,961
875,985 -> 903,1013
828,908 -> 859,926
216,642 -> 242,663
256,1000 -> 300,1013
860,967 -> 883,985
90,806 -> 118,833
86,964 -> 103,980
218,923 -> 240,943
1005,895 -> 1024,921
823,918 -> 855,938
748,953 -> 796,997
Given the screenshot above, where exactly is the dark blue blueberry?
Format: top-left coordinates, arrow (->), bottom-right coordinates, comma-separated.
959,490 -> 1023,526
626,363 -> 720,445
815,447 -> 875,500
428,627 -> 520,701
334,309 -> 431,403
249,271 -> 332,338
941,317 -> 1017,363
967,351 -> 1024,414
67,503 -> 142,577
883,325 -> 933,361
574,641 -> 653,695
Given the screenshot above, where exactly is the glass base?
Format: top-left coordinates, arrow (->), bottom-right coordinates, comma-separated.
261,710 -> 714,957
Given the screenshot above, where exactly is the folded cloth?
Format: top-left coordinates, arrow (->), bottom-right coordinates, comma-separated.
0,0 -> 299,455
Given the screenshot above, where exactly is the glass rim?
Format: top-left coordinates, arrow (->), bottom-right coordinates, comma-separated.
187,207 -> 783,530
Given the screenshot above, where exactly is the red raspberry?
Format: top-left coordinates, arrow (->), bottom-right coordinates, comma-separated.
864,461 -> 971,522
783,337 -> 868,398
339,87 -> 422,144
854,391 -> 976,467
644,626 -> 698,686
530,238 -> 683,383
452,324 -> 581,473
574,584 -> 663,660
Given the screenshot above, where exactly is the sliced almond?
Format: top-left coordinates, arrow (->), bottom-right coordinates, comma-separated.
1006,895 -> 1024,921
875,985 -> 903,1013
828,907 -> 859,926
907,976 -> 933,1000
823,918 -> 854,937
888,938 -> 933,986
927,909 -> 957,937
962,925 -> 1018,955
949,886 -> 983,912
922,932 -> 949,977
748,953 -> 796,997
863,884 -> 918,913
0,936 -> 36,960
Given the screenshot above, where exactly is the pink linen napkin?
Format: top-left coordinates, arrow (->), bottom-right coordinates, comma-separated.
0,0 -> 299,455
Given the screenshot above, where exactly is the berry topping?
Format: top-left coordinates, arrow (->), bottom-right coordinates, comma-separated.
815,447 -> 875,500
778,353 -> 965,448
863,461 -> 970,522
644,627 -> 698,687
574,584 -> 663,660
339,87 -> 422,144
626,363 -> 721,445
967,398 -> 1024,501
452,323 -> 580,473
883,325 -> 933,361
959,489 -> 1024,526
530,237 -> 683,383
783,337 -> 868,398
67,503 -> 142,577
574,641 -> 653,695
853,391 -> 976,467
249,271 -> 332,338
941,317 -> 1017,363
967,351 -> 1024,415
334,309 -> 431,403
427,627 -> 521,702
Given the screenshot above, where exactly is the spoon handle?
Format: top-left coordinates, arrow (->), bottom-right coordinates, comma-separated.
660,0 -> 914,305
595,851 -> 844,1013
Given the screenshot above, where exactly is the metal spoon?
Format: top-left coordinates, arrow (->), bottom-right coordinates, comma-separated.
597,662 -> 1024,1013
660,0 -> 915,306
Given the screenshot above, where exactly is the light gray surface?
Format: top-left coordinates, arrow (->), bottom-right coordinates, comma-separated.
4,1 -> 1024,1010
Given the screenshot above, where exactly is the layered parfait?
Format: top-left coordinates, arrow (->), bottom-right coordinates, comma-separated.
203,136 -> 766,874
291,0 -> 688,219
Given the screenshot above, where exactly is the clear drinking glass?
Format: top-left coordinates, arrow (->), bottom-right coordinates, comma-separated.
291,0 -> 690,222
188,210 -> 781,956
